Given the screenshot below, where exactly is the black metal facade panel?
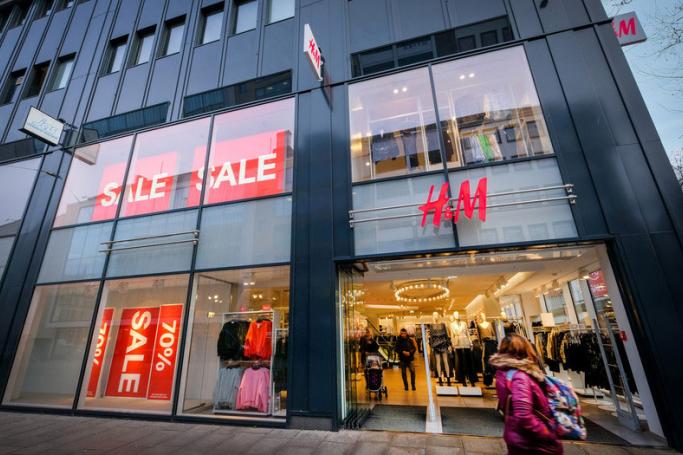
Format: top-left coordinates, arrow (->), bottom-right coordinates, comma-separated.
260,19 -> 295,78
36,9 -> 70,63
187,41 -> 222,95
13,19 -> 48,71
534,0 -> 590,33
223,31 -> 259,86
147,53 -> 182,106
347,0 -> 391,52
391,0 -> 448,41
507,0 -> 543,38
115,63 -> 151,114
448,0 -> 507,28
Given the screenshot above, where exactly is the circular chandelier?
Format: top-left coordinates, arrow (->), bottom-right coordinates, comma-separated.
393,279 -> 450,303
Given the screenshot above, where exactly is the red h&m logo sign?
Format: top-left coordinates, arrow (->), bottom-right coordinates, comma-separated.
303,24 -> 323,81
419,178 -> 488,228
612,12 -> 646,46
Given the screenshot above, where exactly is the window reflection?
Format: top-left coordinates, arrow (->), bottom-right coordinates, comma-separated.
54,136 -> 134,227
432,47 -> 553,168
349,68 -> 442,182
120,118 -> 210,217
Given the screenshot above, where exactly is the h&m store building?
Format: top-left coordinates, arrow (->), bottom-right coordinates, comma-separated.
0,0 -> 682,450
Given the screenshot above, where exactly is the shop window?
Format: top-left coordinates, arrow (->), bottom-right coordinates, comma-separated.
160,16 -> 185,57
179,265 -> 289,418
233,0 -> 257,34
266,0 -> 294,24
131,27 -> 155,66
196,196 -> 292,270
0,157 -> 41,281
569,279 -> 589,324
348,67 -> 441,182
352,46 -> 395,78
105,210 -> 198,278
1,69 -> 25,104
49,54 -> 75,91
24,62 -> 50,98
203,98 -> 294,205
480,30 -> 498,47
449,158 -> 577,247
105,37 -> 127,74
396,37 -> 434,67
79,274 -> 190,414
352,174 -> 455,255
543,289 -> 568,325
54,136 -> 134,227
3,282 -> 100,408
80,102 -> 169,142
199,6 -> 223,45
432,46 -> 554,169
37,223 -> 113,283
119,118 -> 210,218
457,35 -> 476,51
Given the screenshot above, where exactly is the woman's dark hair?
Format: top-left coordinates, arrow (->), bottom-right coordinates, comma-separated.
498,333 -> 539,364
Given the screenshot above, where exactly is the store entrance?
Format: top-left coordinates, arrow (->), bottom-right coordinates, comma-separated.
338,245 -> 666,446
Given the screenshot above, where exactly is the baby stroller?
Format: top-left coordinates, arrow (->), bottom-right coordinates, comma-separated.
365,354 -> 388,400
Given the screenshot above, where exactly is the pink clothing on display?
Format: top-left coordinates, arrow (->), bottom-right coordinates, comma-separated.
236,367 -> 270,412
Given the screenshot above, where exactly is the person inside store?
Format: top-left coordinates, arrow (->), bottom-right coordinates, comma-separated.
360,328 -> 379,366
395,328 -> 417,391
489,334 -> 563,455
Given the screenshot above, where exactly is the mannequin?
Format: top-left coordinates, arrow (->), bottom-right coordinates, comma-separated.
429,312 -> 452,386
477,313 -> 497,387
450,311 -> 476,386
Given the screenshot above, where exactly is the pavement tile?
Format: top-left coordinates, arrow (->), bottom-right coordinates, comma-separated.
279,446 -> 318,455
246,437 -> 290,454
426,434 -> 464,448
286,429 -> 328,447
461,437 -> 505,453
325,430 -> 361,444
391,433 -> 430,448
580,444 -> 630,455
317,441 -> 354,455
354,441 -> 390,455
625,448 -> 677,455
562,442 -> 588,455
358,431 -> 393,442
387,447 -> 426,455
426,446 -> 465,455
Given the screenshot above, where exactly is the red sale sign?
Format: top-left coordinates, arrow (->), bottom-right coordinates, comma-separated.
93,163 -> 126,221
122,152 -> 177,217
192,130 -> 288,205
105,307 -> 160,398
86,307 -> 114,397
147,304 -> 183,400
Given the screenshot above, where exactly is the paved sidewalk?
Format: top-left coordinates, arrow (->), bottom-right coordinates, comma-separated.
0,411 -> 677,454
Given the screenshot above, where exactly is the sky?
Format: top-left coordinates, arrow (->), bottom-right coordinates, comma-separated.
602,0 -> 683,158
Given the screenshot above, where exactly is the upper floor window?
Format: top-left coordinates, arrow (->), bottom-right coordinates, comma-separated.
0,10 -> 9,32
12,3 -> 29,27
39,0 -> 55,17
24,62 -> 50,98
1,70 -> 25,105
131,28 -> 155,66
49,54 -> 75,91
160,17 -> 185,56
233,0 -> 257,34
199,6 -> 223,45
431,47 -> 554,168
267,0 -> 294,24
348,46 -> 554,182
105,37 -> 127,74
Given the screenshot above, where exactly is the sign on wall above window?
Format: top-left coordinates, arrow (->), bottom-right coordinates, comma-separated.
612,12 -> 647,46
20,107 -> 64,146
303,24 -> 323,81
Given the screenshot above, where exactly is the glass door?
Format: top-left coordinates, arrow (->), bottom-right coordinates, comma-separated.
337,264 -> 369,428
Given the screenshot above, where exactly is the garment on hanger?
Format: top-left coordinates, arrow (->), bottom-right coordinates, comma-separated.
236,366 -> 270,412
217,319 -> 250,361
371,131 -> 401,162
272,335 -> 288,393
214,366 -> 244,409
244,319 -> 273,360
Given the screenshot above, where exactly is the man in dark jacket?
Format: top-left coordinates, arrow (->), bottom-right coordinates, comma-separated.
395,328 -> 417,391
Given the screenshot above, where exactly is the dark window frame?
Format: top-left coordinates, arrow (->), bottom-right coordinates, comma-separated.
48,54 -> 76,91
197,4 -> 224,46
232,0 -> 258,35
129,26 -> 156,67
159,16 -> 186,57
103,36 -> 128,75
1,69 -> 26,105
23,62 -> 50,99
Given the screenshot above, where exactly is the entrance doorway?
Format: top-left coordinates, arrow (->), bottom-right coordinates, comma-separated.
338,244 -> 665,446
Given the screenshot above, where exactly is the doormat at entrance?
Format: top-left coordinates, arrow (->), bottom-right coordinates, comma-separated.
439,407 -> 629,445
361,405 -> 426,432
440,407 -> 504,437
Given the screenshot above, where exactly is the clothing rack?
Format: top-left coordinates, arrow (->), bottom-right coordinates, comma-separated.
213,309 -> 279,417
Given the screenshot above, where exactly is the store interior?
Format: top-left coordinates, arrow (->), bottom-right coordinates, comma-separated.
340,245 -> 666,446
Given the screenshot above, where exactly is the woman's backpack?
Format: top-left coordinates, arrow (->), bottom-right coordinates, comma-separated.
505,369 -> 587,440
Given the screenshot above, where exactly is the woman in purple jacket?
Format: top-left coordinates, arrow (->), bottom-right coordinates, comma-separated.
489,334 -> 563,455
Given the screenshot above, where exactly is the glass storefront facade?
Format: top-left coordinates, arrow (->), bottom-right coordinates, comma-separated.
3,98 -> 295,420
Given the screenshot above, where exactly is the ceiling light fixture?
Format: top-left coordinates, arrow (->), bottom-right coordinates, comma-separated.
393,279 -> 450,303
